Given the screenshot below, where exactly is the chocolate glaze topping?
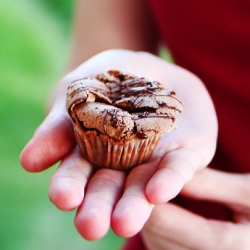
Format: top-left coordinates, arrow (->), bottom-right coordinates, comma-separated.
137,130 -> 149,139
104,109 -> 126,129
66,70 -> 183,140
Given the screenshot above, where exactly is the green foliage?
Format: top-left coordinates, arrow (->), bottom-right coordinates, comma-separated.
36,0 -> 74,35
0,0 -> 124,249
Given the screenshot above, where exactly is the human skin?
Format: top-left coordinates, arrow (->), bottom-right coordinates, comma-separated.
20,49 -> 218,240
65,0 -> 158,71
20,0 -> 250,246
141,168 -> 250,250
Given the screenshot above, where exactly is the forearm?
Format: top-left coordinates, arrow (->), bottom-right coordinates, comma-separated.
66,0 -> 158,71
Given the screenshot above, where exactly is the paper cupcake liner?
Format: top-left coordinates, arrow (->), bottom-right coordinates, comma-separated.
73,125 -> 161,171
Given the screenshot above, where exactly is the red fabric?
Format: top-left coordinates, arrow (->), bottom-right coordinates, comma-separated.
123,1 -> 250,249
148,0 -> 250,173
121,234 -> 146,250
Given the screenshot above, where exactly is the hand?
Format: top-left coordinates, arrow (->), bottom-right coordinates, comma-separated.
141,168 -> 250,250
20,50 -> 217,240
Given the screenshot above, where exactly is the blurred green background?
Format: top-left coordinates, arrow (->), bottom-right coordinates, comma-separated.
0,0 -> 124,249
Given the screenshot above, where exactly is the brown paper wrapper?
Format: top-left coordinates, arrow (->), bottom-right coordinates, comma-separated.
73,125 -> 161,171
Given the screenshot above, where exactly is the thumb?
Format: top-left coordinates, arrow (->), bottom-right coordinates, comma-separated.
20,110 -> 75,172
181,168 -> 250,210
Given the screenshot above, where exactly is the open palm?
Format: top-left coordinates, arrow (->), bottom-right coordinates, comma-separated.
20,50 -> 217,240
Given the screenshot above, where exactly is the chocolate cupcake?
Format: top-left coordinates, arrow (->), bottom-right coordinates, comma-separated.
66,70 -> 183,171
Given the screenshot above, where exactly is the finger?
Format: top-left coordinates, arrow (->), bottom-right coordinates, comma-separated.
48,146 -> 92,211
142,203 -> 250,250
74,168 -> 126,241
182,168 -> 250,211
111,162 -> 156,238
146,147 -> 206,204
20,110 -> 75,172
143,233 -> 188,250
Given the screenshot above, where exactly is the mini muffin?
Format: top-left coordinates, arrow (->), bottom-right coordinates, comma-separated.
66,70 -> 183,171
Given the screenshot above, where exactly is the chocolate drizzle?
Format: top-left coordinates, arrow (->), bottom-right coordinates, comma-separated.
114,79 -> 161,102
137,111 -> 175,121
109,109 -> 122,128
108,109 -> 119,128
67,70 -> 183,140
103,109 -> 126,133
138,111 -> 150,118
137,130 -> 148,139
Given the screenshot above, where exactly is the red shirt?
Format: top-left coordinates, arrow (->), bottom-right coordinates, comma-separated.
123,0 -> 250,249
